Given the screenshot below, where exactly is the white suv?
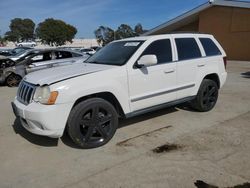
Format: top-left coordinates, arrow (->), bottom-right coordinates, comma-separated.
12,34 -> 227,148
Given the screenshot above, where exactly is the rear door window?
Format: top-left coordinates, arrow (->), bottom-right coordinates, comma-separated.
199,38 -> 222,56
31,52 -> 52,63
175,38 -> 202,61
31,55 -> 43,62
141,39 -> 172,64
55,51 -> 73,59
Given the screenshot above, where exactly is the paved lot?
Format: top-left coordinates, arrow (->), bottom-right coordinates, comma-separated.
0,61 -> 250,188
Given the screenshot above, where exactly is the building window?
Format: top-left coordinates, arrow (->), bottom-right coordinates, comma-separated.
175,38 -> 201,61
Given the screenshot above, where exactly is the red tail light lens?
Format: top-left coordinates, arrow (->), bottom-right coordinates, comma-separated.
223,57 -> 227,69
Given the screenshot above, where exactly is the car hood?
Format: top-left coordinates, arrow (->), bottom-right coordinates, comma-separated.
24,62 -> 116,85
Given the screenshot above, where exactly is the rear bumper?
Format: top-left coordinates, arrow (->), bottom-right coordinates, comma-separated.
220,72 -> 227,88
12,99 -> 73,138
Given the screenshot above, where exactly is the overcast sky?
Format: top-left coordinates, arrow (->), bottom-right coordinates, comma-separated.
0,0 -> 249,38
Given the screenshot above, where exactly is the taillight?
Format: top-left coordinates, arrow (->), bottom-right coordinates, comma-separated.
223,56 -> 227,69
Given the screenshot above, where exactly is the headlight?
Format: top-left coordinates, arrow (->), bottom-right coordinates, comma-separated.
33,86 -> 58,105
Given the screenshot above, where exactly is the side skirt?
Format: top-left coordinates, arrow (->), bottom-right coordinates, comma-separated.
125,96 -> 196,119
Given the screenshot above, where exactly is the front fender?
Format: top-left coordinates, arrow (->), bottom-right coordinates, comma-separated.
49,68 -> 131,114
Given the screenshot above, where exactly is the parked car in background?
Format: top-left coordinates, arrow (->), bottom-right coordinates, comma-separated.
12,33 -> 227,148
80,48 -> 96,55
9,49 -> 40,62
57,47 -> 83,52
1,49 -> 88,87
0,56 -> 17,85
16,41 -> 37,47
0,55 -> 16,68
0,49 -> 12,56
0,47 -> 33,57
11,47 -> 33,56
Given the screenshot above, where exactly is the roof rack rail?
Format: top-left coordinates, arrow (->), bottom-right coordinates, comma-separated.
159,31 -> 211,35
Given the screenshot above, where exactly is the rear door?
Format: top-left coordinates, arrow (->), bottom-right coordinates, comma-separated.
174,37 -> 203,99
128,38 -> 177,111
198,37 -> 225,82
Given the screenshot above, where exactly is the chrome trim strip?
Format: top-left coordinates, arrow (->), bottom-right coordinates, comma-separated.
17,81 -> 36,105
131,84 -> 195,102
127,96 -> 196,118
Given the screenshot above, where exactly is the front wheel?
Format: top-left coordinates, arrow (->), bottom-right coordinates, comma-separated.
191,79 -> 219,112
67,98 -> 118,149
6,74 -> 22,87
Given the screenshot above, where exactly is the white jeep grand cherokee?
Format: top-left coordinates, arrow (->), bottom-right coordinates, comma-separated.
12,34 -> 227,148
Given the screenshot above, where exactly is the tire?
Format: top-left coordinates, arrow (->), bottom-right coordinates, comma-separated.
6,74 -> 22,87
67,98 -> 118,149
18,44 -> 22,47
191,79 -> 219,112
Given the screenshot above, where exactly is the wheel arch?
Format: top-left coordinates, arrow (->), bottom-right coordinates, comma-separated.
6,72 -> 22,79
72,92 -> 125,118
203,73 -> 220,88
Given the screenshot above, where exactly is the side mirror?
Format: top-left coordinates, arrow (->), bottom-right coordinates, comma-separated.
137,55 -> 157,68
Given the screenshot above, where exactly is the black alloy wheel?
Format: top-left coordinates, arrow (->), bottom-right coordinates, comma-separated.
67,98 -> 118,149
202,83 -> 218,109
191,79 -> 219,112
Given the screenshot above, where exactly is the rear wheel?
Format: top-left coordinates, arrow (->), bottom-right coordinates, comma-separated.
6,74 -> 22,87
67,98 -> 118,149
191,79 -> 219,112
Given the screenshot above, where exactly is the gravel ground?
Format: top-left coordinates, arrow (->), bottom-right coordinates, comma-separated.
0,61 -> 250,188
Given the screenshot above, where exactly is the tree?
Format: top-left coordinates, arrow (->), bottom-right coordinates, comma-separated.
36,18 -> 77,46
94,26 -> 115,46
94,23 -> 147,45
5,18 -> 35,42
0,36 -> 7,46
134,23 -> 144,36
115,24 -> 135,40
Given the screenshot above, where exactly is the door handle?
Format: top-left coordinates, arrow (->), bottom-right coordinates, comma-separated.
164,69 -> 175,74
198,64 -> 205,67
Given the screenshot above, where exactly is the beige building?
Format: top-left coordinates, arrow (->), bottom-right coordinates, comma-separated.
144,0 -> 250,61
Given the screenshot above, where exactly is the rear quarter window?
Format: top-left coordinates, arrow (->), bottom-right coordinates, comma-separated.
199,38 -> 222,56
175,38 -> 201,61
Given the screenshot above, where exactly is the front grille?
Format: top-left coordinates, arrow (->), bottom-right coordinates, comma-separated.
17,81 -> 36,105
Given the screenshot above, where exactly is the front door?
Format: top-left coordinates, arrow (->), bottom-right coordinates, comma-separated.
128,39 -> 177,112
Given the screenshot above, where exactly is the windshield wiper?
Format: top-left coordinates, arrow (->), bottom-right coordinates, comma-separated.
87,61 -> 100,64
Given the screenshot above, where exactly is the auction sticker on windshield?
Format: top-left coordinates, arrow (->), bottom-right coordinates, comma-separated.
124,42 -> 140,47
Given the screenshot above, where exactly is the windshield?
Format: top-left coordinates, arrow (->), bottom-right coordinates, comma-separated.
86,41 -> 144,66
13,50 -> 29,57
12,48 -> 25,55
